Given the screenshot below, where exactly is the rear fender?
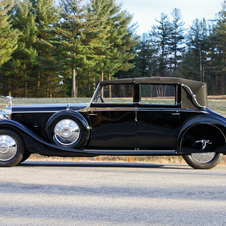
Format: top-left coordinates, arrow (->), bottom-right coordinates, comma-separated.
177,117 -> 226,154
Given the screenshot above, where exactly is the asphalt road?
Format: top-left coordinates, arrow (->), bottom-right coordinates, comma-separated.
0,161 -> 226,226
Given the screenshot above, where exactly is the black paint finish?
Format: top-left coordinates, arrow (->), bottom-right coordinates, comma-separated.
87,106 -> 136,149
137,109 -> 180,149
1,77 -> 226,158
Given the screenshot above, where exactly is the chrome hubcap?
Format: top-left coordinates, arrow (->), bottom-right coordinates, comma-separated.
0,135 -> 17,161
191,152 -> 216,163
53,119 -> 80,146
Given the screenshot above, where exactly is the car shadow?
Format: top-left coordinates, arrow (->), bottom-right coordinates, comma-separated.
18,161 -> 190,170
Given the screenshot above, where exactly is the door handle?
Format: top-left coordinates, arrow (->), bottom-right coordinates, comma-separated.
172,113 -> 180,116
135,107 -> 138,122
89,113 -> 97,116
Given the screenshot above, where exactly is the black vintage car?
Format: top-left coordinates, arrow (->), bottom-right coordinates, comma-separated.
0,77 -> 226,169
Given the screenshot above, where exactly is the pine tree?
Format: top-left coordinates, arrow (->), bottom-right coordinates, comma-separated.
206,5 -> 226,94
154,13 -> 171,76
1,0 -> 39,97
78,0 -> 112,96
168,8 -> 185,76
186,18 -> 209,81
53,0 -> 110,97
94,0 -> 138,85
129,32 -> 158,78
178,44 -> 199,80
133,33 -> 150,77
0,0 -> 20,67
30,0 -> 61,97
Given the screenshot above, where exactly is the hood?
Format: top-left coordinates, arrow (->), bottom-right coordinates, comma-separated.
11,103 -> 88,113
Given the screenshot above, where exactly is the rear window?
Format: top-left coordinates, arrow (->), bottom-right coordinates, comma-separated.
140,84 -> 177,105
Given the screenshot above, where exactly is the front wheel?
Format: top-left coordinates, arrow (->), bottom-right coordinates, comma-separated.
0,129 -> 25,167
182,152 -> 223,169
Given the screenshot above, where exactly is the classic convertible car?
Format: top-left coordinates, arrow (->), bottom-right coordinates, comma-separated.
0,77 -> 226,169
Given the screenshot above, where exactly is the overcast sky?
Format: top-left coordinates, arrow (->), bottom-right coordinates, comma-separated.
120,0 -> 224,35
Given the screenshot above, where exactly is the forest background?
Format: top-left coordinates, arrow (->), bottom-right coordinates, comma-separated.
1,0 -> 226,98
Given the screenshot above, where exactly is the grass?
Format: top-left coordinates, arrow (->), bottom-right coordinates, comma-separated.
1,97 -> 226,165
1,97 -> 226,116
28,154 -> 226,166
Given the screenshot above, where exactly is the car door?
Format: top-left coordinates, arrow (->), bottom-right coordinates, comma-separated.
87,83 -> 137,149
137,83 -> 181,150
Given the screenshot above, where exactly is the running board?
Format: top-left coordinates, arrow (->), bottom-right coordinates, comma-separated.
83,149 -> 178,156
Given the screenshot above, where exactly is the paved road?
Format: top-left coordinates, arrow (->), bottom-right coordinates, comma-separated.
0,161 -> 226,226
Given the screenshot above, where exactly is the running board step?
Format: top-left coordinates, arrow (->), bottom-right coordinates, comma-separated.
83,149 -> 177,156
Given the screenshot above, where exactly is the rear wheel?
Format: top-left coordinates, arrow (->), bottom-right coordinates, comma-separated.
180,124 -> 225,169
182,152 -> 223,169
0,129 -> 24,167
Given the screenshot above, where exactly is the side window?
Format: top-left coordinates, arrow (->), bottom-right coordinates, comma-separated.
96,84 -> 133,103
140,84 -> 177,105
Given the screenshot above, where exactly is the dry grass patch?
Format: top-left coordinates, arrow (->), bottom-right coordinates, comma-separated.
27,154 -> 226,166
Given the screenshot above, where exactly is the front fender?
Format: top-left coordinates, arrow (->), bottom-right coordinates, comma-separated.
0,120 -> 94,157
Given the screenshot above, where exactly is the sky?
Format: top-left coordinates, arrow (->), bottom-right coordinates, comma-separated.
120,0 -> 224,35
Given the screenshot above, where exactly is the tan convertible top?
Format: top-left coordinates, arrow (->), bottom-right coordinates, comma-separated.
100,77 -> 207,110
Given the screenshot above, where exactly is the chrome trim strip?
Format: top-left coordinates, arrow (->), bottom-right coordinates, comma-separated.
12,111 -> 58,113
89,107 -> 136,111
181,84 -> 206,109
90,83 -> 101,104
84,149 -> 177,154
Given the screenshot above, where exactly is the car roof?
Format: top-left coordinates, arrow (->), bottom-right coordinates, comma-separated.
100,77 -> 207,110
100,76 -> 205,86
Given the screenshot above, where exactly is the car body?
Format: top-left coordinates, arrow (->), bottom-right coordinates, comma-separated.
0,77 -> 226,169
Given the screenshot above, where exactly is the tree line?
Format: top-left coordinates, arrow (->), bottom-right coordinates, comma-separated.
1,0 -> 226,97
0,0 -> 138,97
121,5 -> 226,95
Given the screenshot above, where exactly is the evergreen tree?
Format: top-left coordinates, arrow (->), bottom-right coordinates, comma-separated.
78,0 -> 112,96
130,32 -> 158,78
178,44 -> 199,80
30,0 -> 61,97
0,0 -> 38,97
96,0 -> 138,84
186,18 -> 209,81
12,0 -> 38,97
133,33 -> 150,77
53,0 -> 110,97
206,5 -> 226,94
154,13 -> 171,76
0,0 -> 19,67
168,8 -> 185,76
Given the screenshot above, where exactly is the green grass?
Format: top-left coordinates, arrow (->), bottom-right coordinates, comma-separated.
1,97 -> 226,116
208,100 -> 226,116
